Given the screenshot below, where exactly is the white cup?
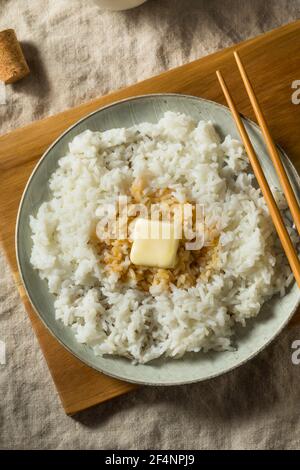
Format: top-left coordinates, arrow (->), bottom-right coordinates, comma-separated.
93,0 -> 147,11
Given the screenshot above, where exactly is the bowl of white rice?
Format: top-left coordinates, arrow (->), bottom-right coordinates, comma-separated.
16,94 -> 300,385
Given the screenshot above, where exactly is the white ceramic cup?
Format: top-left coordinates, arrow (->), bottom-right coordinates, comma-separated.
93,0 -> 147,11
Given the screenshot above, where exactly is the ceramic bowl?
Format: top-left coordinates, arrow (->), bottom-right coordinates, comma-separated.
16,94 -> 300,385
93,0 -> 147,11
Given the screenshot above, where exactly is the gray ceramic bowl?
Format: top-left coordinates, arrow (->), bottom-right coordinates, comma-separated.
16,94 -> 300,385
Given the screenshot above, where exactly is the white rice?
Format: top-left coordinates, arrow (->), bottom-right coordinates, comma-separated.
29,112 -> 297,363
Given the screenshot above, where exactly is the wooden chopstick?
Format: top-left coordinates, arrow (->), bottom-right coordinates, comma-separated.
234,50 -> 300,236
216,70 -> 300,288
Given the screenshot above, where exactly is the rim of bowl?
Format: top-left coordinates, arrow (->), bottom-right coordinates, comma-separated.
15,92 -> 300,386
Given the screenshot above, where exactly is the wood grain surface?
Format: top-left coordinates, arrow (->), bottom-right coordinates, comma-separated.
1,21 -> 300,415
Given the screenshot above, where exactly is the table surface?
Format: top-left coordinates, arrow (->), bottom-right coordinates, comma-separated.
1,0 -> 300,450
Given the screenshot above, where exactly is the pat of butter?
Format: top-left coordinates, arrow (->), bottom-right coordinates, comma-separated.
130,219 -> 179,269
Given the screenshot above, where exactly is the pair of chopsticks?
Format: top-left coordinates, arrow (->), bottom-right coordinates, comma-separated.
216,52 -> 300,288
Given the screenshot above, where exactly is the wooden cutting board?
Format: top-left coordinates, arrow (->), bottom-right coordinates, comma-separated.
1,21 -> 300,415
